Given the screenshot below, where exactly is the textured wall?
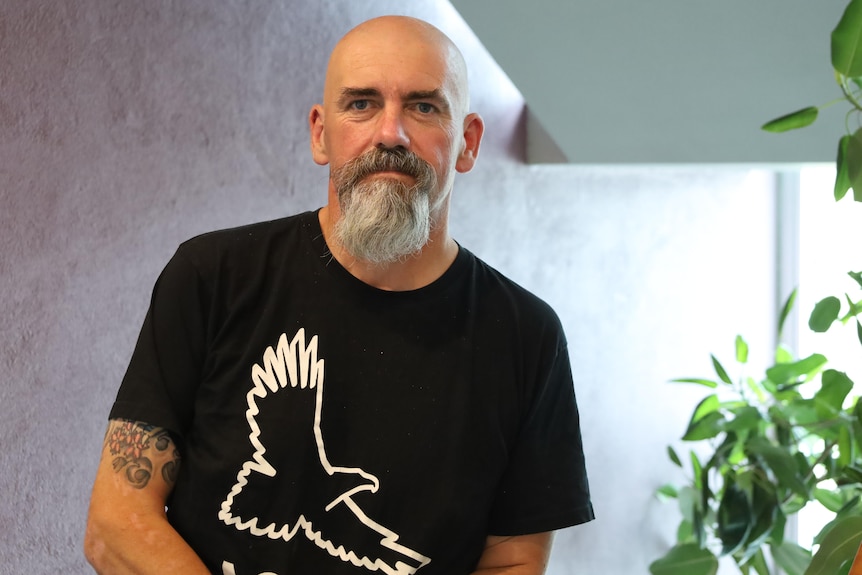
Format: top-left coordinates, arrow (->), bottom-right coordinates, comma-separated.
0,1 -> 776,574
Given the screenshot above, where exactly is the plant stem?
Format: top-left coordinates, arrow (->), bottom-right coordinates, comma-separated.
779,439 -> 839,507
838,75 -> 862,112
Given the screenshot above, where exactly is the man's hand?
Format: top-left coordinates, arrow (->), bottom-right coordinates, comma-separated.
84,419 -> 209,574
472,532 -> 554,575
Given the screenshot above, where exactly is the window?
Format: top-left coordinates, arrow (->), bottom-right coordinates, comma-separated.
795,164 -> 862,548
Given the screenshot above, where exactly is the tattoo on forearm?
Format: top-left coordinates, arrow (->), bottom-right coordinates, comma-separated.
163,459 -> 179,484
106,420 -> 181,489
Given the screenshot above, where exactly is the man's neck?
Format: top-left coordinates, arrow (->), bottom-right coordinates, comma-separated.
317,206 -> 458,292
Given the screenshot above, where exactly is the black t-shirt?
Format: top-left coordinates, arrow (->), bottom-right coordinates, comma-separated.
112,210 -> 593,575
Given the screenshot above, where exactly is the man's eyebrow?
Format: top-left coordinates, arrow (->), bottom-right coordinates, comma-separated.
336,87 -> 452,112
337,87 -> 381,103
405,89 -> 451,111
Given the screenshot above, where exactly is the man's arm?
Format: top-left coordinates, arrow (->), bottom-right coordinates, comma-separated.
84,419 -> 210,574
472,532 -> 554,575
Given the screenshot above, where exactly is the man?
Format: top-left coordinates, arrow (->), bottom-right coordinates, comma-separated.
85,15 -> 593,575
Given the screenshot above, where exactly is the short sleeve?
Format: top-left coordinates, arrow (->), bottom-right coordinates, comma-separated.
109,247 -> 209,442
486,338 -> 595,535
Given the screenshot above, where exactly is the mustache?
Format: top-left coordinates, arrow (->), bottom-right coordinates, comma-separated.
332,147 -> 436,191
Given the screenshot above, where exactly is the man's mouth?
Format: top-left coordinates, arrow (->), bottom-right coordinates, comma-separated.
362,170 -> 416,182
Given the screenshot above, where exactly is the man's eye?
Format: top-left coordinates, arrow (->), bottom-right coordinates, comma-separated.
416,102 -> 436,114
351,100 -> 370,111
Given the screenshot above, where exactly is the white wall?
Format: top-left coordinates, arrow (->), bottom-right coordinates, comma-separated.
0,1 -> 777,573
453,164 -> 778,574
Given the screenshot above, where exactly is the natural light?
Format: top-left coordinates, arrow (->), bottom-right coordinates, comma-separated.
795,164 -> 862,549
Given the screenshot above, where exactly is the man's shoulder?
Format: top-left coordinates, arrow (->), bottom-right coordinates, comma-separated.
461,248 -> 561,326
172,212 -> 316,261
179,211 -> 316,253
163,210 -> 321,282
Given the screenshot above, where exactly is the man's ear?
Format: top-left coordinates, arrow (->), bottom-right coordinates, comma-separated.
455,113 -> 484,173
309,105 -> 329,166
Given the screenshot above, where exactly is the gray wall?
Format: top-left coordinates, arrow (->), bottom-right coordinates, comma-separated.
0,1 -> 777,573
451,0 -> 849,164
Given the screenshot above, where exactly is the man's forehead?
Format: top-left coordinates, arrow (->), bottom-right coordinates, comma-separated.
330,32 -> 455,78
324,19 -> 468,109
330,58 -> 450,93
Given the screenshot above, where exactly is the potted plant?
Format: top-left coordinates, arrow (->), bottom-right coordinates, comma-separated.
649,1 -> 862,574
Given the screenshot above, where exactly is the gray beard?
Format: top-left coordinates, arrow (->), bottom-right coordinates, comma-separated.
333,177 -> 432,265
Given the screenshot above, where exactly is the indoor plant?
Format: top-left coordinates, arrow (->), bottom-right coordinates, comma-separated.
649,1 -> 862,573
649,288 -> 862,575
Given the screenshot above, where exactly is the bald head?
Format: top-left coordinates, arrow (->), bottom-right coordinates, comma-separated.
308,14 -> 485,243
323,16 -> 471,118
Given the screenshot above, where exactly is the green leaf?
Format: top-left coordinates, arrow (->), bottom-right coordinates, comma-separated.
736,335 -> 749,364
804,516 -> 862,575
772,541 -> 812,575
810,297 -> 841,332
683,411 -> 725,441
793,451 -> 812,480
814,495 -> 862,545
849,127 -> 862,202
718,399 -> 749,410
853,399 -> 862,456
767,354 -> 828,386
668,445 -> 683,467
712,354 -> 733,384
841,465 -> 862,485
691,395 -> 719,421
775,344 -> 794,365
717,482 -> 753,555
836,135 -> 853,201
857,319 -> 862,347
772,508 -> 788,546
735,468 -> 755,493
744,479 -> 779,555
746,548 -> 771,575
779,398 -> 819,426
724,406 -> 762,433
844,295 -> 862,322
671,377 -> 718,389
778,289 -> 798,338
657,483 -> 679,499
836,494 -> 862,519
678,486 -> 700,524
702,431 -> 737,472
839,423 -> 853,467
814,369 -> 854,418
761,106 -> 819,133
691,505 -> 705,544
729,436 -> 747,465
698,475 -> 711,541
744,377 -> 767,403
831,0 -> 862,77
691,451 -> 704,490
849,271 -> 862,290
649,543 -> 719,575
815,488 -> 847,513
676,519 -> 694,543
746,437 -> 809,498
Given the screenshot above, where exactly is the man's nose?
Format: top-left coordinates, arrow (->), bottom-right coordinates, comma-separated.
374,106 -> 410,150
